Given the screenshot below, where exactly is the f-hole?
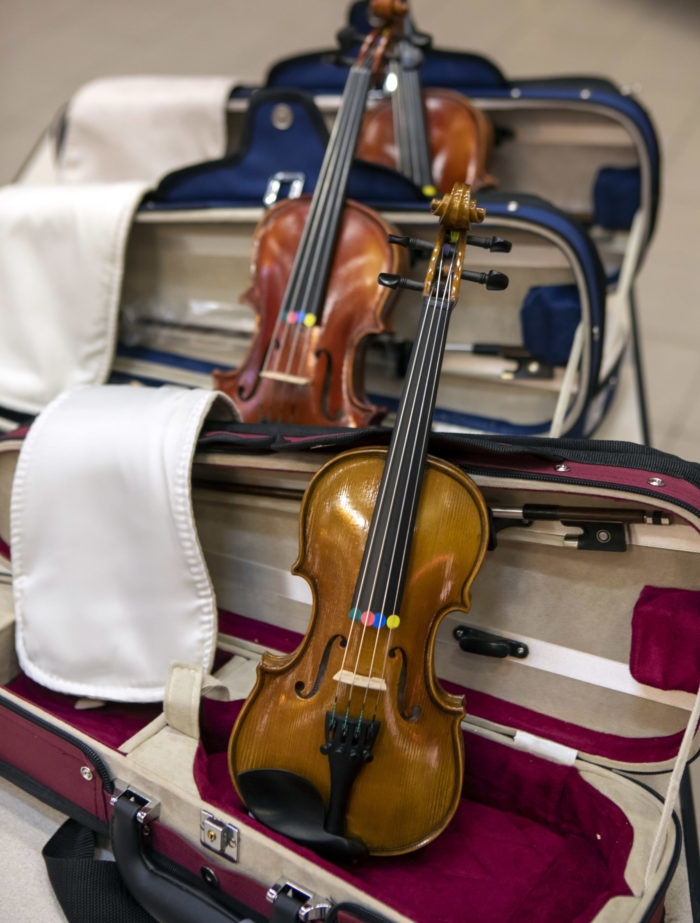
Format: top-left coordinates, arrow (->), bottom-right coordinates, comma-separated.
390,647 -> 421,722
295,635 -> 346,699
238,337 -> 280,402
315,349 -> 341,422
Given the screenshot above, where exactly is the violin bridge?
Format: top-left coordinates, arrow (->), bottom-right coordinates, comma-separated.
259,371 -> 311,386
333,670 -> 387,691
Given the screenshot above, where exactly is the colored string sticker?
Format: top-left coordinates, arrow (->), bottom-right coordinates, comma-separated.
347,609 -> 399,629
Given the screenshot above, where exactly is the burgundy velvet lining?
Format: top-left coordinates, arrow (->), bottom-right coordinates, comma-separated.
195,697 -> 633,923
219,609 -> 303,655
5,673 -> 162,749
630,586 -> 700,694
219,610 -> 688,765
0,537 -> 9,561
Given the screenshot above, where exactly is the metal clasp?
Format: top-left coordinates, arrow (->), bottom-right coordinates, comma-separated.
263,172 -> 306,207
266,880 -> 333,921
200,810 -> 239,863
110,781 -> 161,824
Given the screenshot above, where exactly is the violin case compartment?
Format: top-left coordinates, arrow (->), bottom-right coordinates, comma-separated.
0,405 -> 699,923
0,157 -> 629,442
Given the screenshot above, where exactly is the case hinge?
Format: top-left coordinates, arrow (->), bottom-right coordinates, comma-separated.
266,880 -> 333,921
110,781 -> 161,825
200,810 -> 240,863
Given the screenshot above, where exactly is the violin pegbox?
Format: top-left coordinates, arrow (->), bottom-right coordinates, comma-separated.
380,182 -> 510,297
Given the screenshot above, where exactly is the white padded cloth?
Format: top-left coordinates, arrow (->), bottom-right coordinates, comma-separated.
0,183 -> 148,414
57,76 -> 237,184
10,385 -> 238,702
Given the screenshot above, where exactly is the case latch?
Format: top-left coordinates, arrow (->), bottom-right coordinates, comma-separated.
266,880 -> 333,921
263,172 -> 306,207
200,810 -> 239,863
454,626 -> 529,659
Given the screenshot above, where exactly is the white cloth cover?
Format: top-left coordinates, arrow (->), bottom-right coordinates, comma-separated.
57,76 -> 237,184
10,385 -> 238,702
0,182 -> 148,414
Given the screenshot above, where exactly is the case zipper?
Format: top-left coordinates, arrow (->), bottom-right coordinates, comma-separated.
0,689 -> 114,793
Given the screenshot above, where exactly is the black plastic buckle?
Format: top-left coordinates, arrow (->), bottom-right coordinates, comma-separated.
453,626 -> 529,659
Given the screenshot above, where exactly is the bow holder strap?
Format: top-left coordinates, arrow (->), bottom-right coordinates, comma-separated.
11,385 -> 237,702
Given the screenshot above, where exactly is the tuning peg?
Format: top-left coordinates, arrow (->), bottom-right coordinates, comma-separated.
461,269 -> 509,291
336,26 -> 365,50
397,40 -> 424,71
466,234 -> 512,253
387,234 -> 434,257
378,272 -> 424,292
407,28 -> 431,50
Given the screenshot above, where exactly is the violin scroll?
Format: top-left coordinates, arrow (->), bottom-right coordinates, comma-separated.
430,183 -> 486,230
370,0 -> 409,23
423,182 -> 486,300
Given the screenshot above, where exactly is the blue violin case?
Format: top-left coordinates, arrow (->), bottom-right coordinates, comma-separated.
257,0 -> 660,262
110,87 -> 611,440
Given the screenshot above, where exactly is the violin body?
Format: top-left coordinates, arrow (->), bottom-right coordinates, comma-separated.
229,446 -> 489,855
212,197 -> 406,427
357,88 -> 495,193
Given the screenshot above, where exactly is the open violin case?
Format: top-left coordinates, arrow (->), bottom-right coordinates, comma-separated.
0,385 -> 699,923
4,87 -> 634,442
257,0 -> 661,270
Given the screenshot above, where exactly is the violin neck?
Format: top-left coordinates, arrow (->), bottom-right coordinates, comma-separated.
392,44 -> 433,191
278,61 -> 373,324
351,288 -> 455,617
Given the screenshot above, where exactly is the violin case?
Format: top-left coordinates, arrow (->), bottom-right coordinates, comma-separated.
5,86 -> 637,443
257,0 -> 661,268
0,391 -> 699,923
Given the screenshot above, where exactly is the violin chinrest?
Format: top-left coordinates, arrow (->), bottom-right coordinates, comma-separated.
238,769 -> 368,862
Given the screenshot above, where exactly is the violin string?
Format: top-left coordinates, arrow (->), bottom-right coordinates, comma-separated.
342,258 -> 444,717
272,60 -> 375,392
329,238 -> 444,721
358,247 -> 452,714
259,58 -> 375,422
260,57 -> 373,392
364,242 -> 458,716
345,237 -> 458,719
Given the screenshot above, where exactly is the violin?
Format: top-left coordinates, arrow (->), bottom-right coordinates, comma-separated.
228,183 -> 508,859
212,2 -> 410,427
355,1 -> 495,194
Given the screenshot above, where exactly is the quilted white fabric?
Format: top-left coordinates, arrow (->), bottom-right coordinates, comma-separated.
0,182 -> 148,414
10,385 -> 238,702
57,76 -> 237,184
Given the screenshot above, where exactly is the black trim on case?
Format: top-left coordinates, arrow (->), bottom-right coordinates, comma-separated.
0,757 -> 108,837
0,690 -> 114,793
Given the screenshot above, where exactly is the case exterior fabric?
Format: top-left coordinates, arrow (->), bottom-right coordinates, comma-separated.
10,385 -> 237,702
0,182 -> 148,414
57,77 -> 238,184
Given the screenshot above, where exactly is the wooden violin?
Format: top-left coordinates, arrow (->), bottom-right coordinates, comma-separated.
229,183 -> 507,858
212,2 -> 410,427
355,1 -> 495,194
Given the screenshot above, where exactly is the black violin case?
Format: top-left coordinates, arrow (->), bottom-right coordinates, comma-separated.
0,423 -> 698,923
